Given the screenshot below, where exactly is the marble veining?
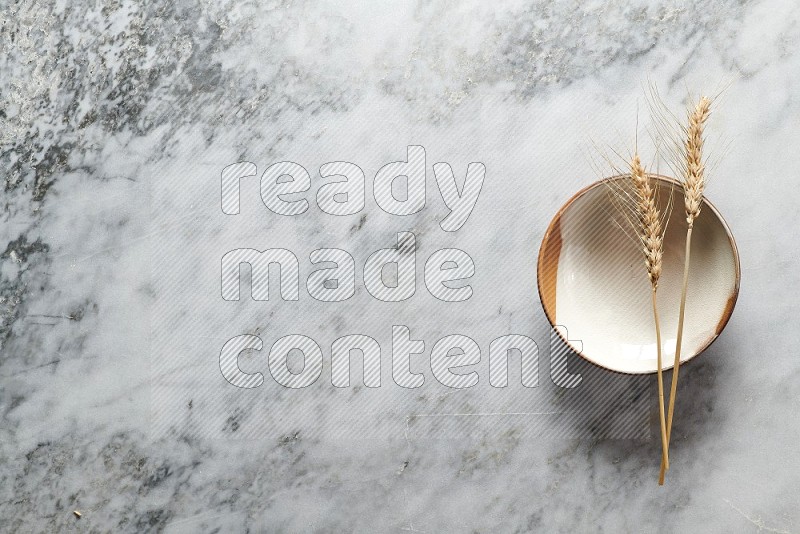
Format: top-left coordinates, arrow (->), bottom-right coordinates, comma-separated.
2,0 -> 800,532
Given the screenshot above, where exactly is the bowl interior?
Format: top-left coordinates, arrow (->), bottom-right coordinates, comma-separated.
538,176 -> 739,374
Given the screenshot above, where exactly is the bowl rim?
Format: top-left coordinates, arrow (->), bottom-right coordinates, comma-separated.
536,174 -> 741,375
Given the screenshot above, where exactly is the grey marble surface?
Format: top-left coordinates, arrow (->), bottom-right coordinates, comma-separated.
2,0 -> 800,532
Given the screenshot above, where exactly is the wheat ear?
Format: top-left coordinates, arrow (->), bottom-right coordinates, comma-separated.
659,96 -> 711,484
628,154 -> 670,479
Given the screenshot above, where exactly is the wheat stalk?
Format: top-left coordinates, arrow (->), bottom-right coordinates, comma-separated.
658,95 -> 712,485
628,154 -> 671,478
601,149 -> 671,479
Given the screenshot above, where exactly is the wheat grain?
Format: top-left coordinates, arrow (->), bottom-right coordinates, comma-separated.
684,96 -> 711,226
630,155 -> 664,288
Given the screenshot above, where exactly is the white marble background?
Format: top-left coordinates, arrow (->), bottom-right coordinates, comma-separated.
2,0 -> 799,532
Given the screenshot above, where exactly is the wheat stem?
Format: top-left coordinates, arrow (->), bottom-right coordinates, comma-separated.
652,287 -> 669,480
627,154 -> 670,480
659,95 -> 710,484
659,224 -> 694,484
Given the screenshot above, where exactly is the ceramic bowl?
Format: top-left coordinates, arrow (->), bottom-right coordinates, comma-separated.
537,175 -> 740,374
